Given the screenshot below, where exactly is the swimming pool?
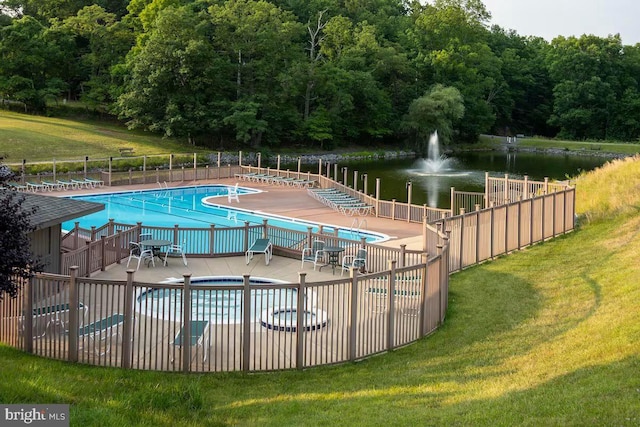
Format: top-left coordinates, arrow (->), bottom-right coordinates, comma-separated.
63,185 -> 387,242
136,276 -> 324,326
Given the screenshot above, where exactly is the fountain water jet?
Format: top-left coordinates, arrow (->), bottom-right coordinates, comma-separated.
415,130 -> 455,174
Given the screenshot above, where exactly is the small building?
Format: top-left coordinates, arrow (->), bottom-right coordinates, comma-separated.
9,191 -> 103,274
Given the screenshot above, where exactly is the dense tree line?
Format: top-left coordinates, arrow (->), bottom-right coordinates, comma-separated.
1,0 -> 639,151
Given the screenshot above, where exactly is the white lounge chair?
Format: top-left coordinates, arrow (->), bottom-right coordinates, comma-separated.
246,238 -> 273,265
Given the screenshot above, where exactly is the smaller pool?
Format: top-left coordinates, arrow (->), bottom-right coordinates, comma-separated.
260,307 -> 328,332
136,276 -> 320,325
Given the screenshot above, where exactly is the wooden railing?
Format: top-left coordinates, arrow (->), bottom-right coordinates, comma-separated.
0,228 -> 450,373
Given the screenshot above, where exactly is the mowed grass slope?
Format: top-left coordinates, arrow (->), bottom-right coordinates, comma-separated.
0,110 -> 202,162
0,131 -> 639,424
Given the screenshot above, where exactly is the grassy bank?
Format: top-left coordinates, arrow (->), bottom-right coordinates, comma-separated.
0,110 -> 201,163
0,158 -> 639,425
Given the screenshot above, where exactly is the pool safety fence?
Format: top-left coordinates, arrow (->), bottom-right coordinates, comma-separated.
1,249 -> 448,372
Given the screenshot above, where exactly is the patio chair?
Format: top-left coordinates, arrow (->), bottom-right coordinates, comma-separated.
163,240 -> 188,266
228,182 -> 239,203
7,182 -> 28,191
57,179 -> 79,190
341,248 -> 367,276
301,239 -> 326,270
41,180 -> 64,191
84,177 -> 104,187
126,241 -> 155,269
26,182 -> 48,192
170,320 -> 210,363
78,313 -> 125,356
246,238 -> 273,265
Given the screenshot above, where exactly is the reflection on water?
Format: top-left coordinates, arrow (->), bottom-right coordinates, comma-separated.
299,151 -> 608,209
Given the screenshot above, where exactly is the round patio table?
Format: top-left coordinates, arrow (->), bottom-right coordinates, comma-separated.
320,246 -> 344,275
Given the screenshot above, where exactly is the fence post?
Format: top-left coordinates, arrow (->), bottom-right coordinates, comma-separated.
142,155 -> 147,183
420,252 -> 429,337
193,153 -> 197,180
450,187 -> 455,215
387,260 -> 396,351
24,275 -> 33,353
74,222 -> 80,250
242,274 -> 251,371
121,269 -> 135,369
100,236 -> 106,271
484,172 -> 489,208
399,245 -> 406,268
406,181 -> 412,222
504,173 -> 509,203
173,224 -> 179,245
181,273 -> 192,373
68,266 -> 79,363
348,267 -> 359,362
115,231 -> 122,264
375,178 -> 380,218
243,221 -> 250,253
84,241 -> 91,277
209,225 -> 216,256
459,212 -> 465,269
296,273 -> 306,370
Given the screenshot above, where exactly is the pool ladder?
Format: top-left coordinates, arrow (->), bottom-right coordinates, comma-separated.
350,218 -> 367,236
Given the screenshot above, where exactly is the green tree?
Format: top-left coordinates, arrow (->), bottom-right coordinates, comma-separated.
401,83 -> 464,154
116,6 -> 232,144
0,16 -> 67,112
546,35 -> 628,140
0,164 -> 42,299
408,0 -> 500,142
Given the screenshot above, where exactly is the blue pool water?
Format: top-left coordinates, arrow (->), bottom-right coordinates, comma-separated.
136,276 -> 297,324
63,185 -> 387,242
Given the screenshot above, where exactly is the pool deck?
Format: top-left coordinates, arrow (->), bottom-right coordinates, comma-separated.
53,178 -> 425,283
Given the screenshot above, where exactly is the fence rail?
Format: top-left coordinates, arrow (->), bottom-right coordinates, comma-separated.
1,233 -> 449,372
1,155 -> 576,373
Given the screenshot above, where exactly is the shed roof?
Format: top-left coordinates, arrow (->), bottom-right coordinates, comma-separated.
2,190 -> 104,230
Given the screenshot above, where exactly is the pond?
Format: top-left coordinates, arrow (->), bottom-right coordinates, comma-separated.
287,151 -> 610,208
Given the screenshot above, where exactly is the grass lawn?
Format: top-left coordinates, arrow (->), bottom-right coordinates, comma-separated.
1,156 -> 639,424
0,110 -> 206,163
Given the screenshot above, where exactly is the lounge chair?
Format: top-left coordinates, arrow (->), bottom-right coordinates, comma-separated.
41,180 -> 64,191
246,238 -> 273,265
170,320 -> 210,363
21,302 -> 88,339
85,177 -> 104,187
70,179 -> 93,189
78,313 -> 125,356
301,239 -> 326,270
7,182 -> 28,191
57,179 -> 79,190
26,182 -> 48,192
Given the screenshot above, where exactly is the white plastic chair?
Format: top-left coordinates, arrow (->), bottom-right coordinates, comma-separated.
228,183 -> 240,203
301,240 -> 326,270
163,240 -> 188,266
341,248 -> 367,276
126,242 -> 154,270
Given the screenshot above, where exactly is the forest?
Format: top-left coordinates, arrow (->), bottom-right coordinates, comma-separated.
1,0 -> 640,152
